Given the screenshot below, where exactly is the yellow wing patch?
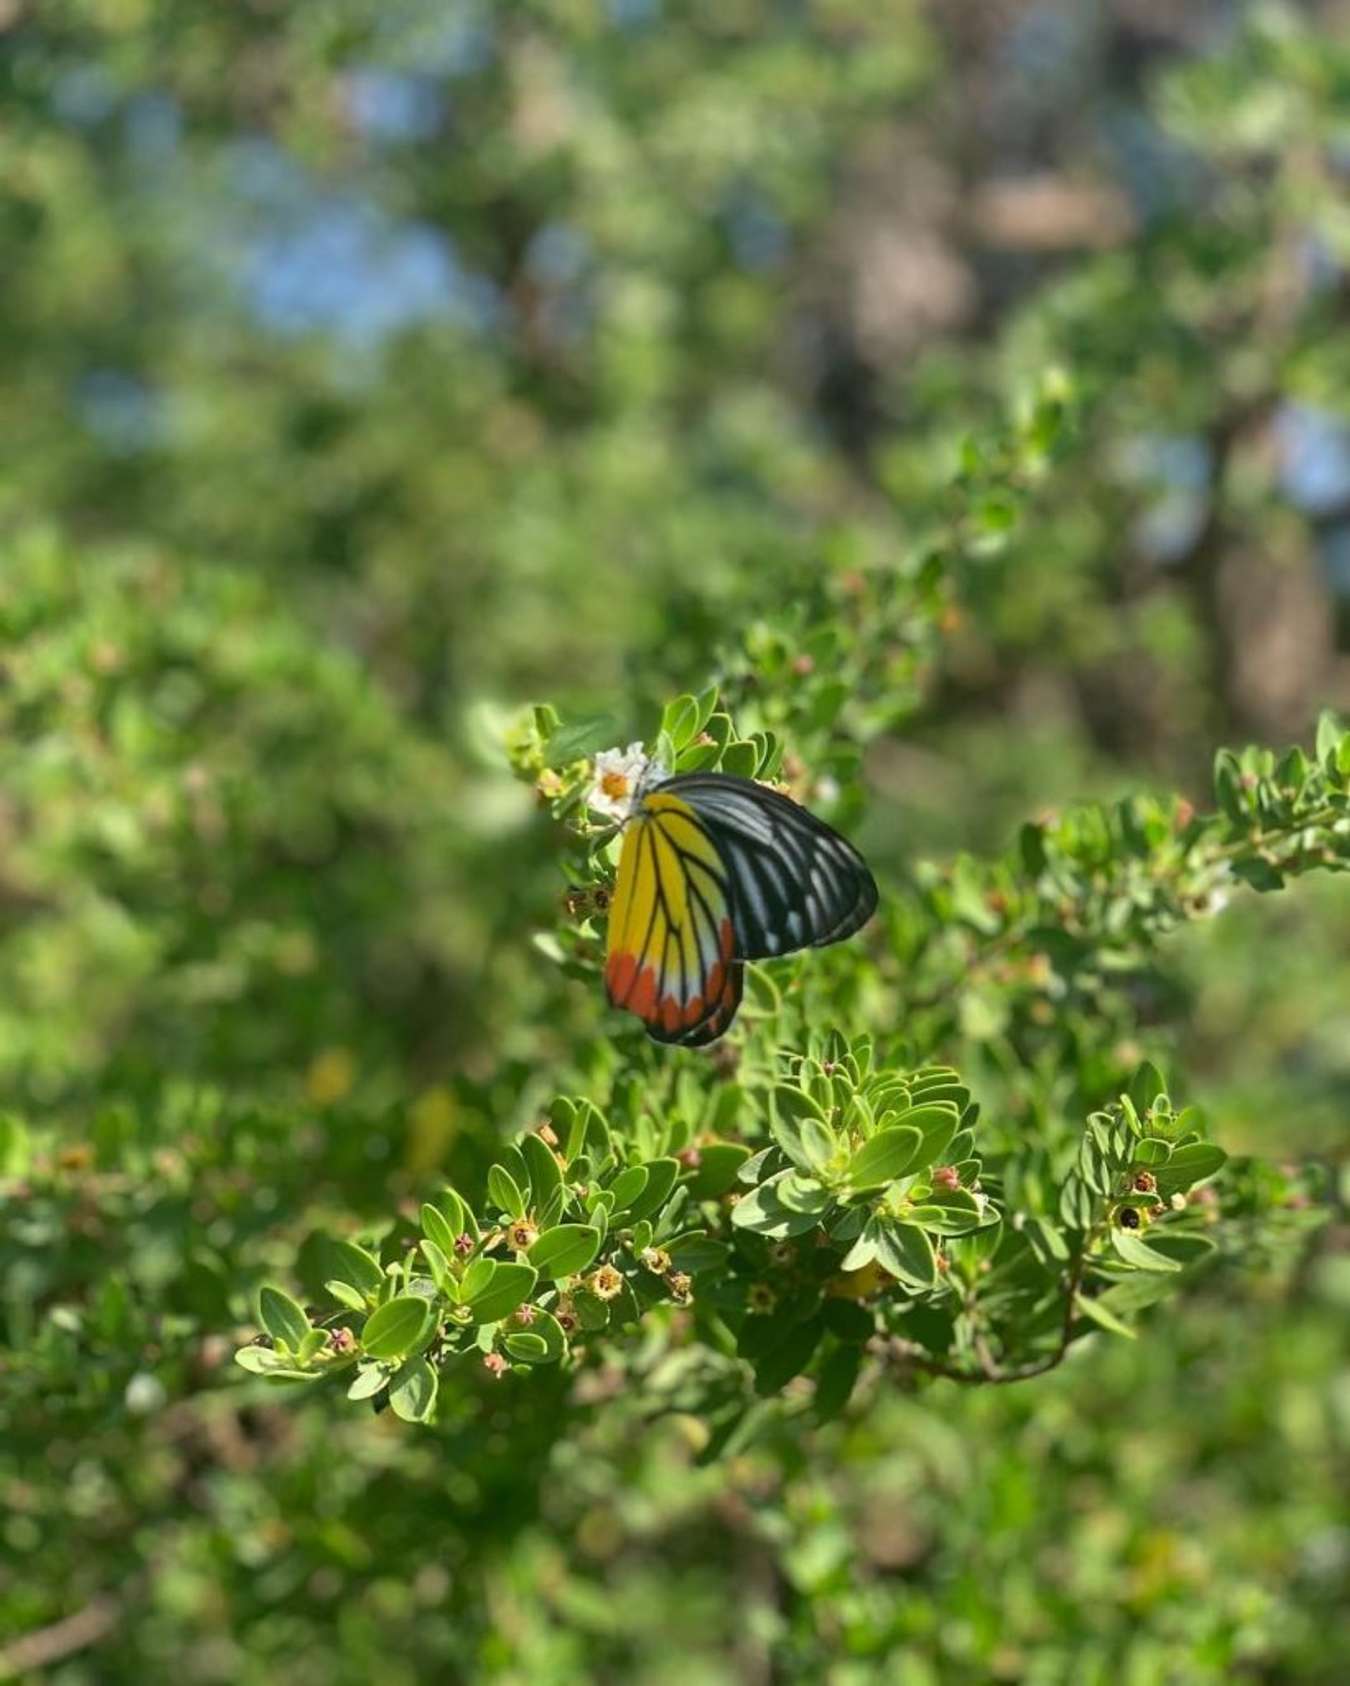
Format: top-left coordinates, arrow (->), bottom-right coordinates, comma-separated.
604,794 -> 740,1044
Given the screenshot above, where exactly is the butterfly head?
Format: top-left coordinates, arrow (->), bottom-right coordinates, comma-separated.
587,742 -> 669,823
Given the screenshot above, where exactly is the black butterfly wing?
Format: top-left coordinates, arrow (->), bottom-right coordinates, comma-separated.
654,773 -> 878,961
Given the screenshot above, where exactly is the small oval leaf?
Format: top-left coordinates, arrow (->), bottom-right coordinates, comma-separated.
361,1295 -> 434,1360
847,1126 -> 922,1190
527,1224 -> 602,1281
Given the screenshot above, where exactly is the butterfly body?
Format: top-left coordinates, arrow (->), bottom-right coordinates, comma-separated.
603,772 -> 878,1046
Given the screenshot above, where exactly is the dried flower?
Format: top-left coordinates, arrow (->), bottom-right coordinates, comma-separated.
640,1247 -> 672,1275
1131,1170 -> 1157,1194
1115,1204 -> 1145,1230
537,1122 -> 559,1148
667,1272 -> 692,1303
507,1218 -> 540,1253
747,1282 -> 777,1314
588,1264 -> 624,1301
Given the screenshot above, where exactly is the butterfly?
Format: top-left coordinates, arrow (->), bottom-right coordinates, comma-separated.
597,758 -> 878,1046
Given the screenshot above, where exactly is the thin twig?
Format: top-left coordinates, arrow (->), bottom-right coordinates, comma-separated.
0,1596 -> 120,1677
875,1238 -> 1091,1388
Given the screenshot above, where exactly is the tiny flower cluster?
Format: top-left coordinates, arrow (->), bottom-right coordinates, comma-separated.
587,743 -> 666,822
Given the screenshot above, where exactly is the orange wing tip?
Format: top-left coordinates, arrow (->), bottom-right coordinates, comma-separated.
605,953 -> 660,1022
605,950 -> 638,1005
679,961 -> 745,1047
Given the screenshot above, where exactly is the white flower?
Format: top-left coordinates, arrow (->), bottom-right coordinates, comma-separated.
587,742 -> 664,821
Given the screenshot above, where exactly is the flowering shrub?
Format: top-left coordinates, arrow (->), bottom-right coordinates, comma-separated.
236,701 -> 1346,1423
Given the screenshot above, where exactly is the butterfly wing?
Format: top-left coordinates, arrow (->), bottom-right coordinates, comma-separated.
604,792 -> 743,1045
656,773 -> 877,960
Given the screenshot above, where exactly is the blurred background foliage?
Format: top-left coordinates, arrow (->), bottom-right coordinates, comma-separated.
2,0 -> 1348,1681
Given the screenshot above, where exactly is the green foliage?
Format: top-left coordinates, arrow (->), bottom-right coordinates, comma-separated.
3,4 -> 1348,1682
242,700 -> 1343,1411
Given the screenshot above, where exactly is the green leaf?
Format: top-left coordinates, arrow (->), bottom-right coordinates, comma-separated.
233,1346 -> 322,1382
486,1164 -> 526,1220
420,1238 -> 450,1290
896,1104 -> 960,1169
258,1286 -> 310,1353
346,1365 -> 389,1401
839,1216 -> 882,1272
730,1170 -> 828,1239
435,1185 -> 474,1240
388,1356 -> 438,1423
847,1126 -> 922,1190
465,1262 -> 538,1325
520,1132 -> 564,1206
774,1084 -> 828,1126
1214,748 -> 1245,821
517,1308 -> 567,1362
813,1344 -> 863,1421
1128,1062 -> 1168,1114
1144,1232 -> 1217,1266
235,1345 -> 283,1374
1058,1173 -> 1096,1231
527,1224 -> 602,1280
721,740 -> 759,778
1024,1217 -> 1070,1268
906,1188 -> 984,1235
1074,1294 -> 1137,1340
1131,1138 -> 1173,1167
667,1235 -> 730,1276
544,714 -> 621,766
661,694 -> 701,749
296,1329 -> 328,1365
460,1256 -> 495,1302
361,1295 -> 435,1360
325,1279 -> 369,1314
421,1202 -> 459,1259
622,1158 -> 679,1223
1315,709 -> 1342,769
1155,1142 -> 1227,1198
770,1092 -> 837,1175
503,1331 -> 549,1362
682,1143 -> 751,1200
753,1316 -> 824,1396
607,1163 -> 648,1212
1110,1229 -> 1182,1273
874,1221 -> 937,1289
775,1173 -> 830,1216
